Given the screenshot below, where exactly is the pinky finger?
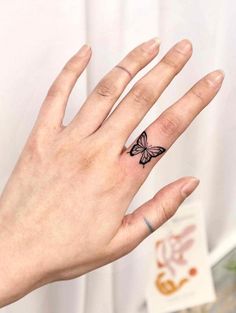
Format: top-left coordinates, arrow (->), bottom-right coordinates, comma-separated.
108,177 -> 199,258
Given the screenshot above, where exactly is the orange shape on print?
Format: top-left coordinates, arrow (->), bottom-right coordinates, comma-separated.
189,267 -> 197,276
155,272 -> 188,296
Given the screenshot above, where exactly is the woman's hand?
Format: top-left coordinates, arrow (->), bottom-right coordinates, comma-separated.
0,38 -> 224,306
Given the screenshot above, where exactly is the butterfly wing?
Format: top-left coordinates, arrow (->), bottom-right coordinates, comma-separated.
137,131 -> 148,148
139,149 -> 152,165
130,144 -> 145,156
147,146 -> 166,157
139,146 -> 166,166
129,131 -> 147,156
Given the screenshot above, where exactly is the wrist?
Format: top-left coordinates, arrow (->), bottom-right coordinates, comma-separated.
0,203 -> 50,307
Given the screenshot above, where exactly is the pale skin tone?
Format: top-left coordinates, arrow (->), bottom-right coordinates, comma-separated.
0,38 -> 224,307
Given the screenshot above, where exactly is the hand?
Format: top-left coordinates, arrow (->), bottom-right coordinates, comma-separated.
0,38 -> 224,306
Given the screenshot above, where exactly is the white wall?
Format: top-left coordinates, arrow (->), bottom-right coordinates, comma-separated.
0,1 -> 235,312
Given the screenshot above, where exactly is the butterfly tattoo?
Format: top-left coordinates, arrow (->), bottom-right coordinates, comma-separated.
128,131 -> 166,167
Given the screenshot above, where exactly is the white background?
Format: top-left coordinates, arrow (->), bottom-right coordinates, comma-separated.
0,1 -> 235,312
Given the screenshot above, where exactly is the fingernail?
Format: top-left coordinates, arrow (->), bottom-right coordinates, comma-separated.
175,39 -> 192,53
181,177 -> 200,198
142,37 -> 161,53
77,44 -> 91,56
206,69 -> 225,86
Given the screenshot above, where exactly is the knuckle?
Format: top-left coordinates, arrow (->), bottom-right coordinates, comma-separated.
131,83 -> 154,106
96,77 -> 119,98
25,134 -> 44,162
129,48 -> 147,64
159,198 -> 175,221
158,112 -> 181,137
128,48 -> 140,60
127,58 -> 142,72
190,87 -> 205,105
173,41 -> 192,57
161,54 -> 181,73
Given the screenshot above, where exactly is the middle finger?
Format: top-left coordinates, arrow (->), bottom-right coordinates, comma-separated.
100,39 -> 193,145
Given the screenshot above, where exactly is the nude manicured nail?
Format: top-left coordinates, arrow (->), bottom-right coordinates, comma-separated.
206,70 -> 225,86
77,44 -> 91,56
181,177 -> 200,198
142,37 -> 161,53
175,39 -> 192,53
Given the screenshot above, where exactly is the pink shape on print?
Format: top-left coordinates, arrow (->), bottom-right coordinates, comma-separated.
155,224 -> 196,276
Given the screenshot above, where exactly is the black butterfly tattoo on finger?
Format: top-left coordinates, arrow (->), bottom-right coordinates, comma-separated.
128,131 -> 166,167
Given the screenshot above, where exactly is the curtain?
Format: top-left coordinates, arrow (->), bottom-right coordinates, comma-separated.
0,1 -> 235,312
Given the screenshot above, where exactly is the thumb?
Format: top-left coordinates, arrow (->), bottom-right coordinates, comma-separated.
109,177 -> 199,258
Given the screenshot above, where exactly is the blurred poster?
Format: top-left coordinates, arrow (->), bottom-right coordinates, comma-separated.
146,203 -> 216,313
176,246 -> 236,313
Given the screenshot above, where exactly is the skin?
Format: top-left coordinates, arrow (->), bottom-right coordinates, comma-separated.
0,38 -> 224,307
